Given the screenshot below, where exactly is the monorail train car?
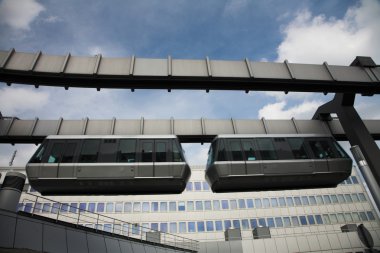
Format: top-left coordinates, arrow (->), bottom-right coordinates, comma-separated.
26,135 -> 191,195
205,134 -> 352,192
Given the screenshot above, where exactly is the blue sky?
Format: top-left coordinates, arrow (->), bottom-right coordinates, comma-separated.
0,0 -> 379,166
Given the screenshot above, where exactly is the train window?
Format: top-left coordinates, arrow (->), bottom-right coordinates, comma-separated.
173,141 -> 184,162
217,140 -> 227,161
207,141 -> 217,166
242,141 -> 256,161
332,141 -> 349,158
256,138 -> 277,160
118,139 -> 136,163
99,139 -> 117,162
62,142 -> 78,163
156,141 -> 168,162
273,138 -> 293,159
228,140 -> 244,161
79,139 -> 100,163
141,141 -> 153,162
48,142 -> 65,163
308,140 -> 336,158
29,142 -> 47,163
287,138 -> 309,159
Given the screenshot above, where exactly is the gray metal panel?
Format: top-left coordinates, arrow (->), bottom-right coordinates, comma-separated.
65,56 -> 97,74
173,119 -> 202,135
144,245 -> 157,253
34,54 -> 66,73
86,120 -> 113,135
119,240 -> 134,253
105,237 -> 121,253
134,58 -> 167,76
87,233 -> 107,253
144,120 -> 171,134
234,120 -> 266,134
211,60 -> 250,78
265,120 -> 297,134
0,211 -> 16,248
8,120 -> 35,136
137,163 -> 154,177
250,62 -> 291,79
364,120 -> 380,134
372,67 -> 380,80
204,119 -> 234,135
327,120 -> 345,135
172,59 -> 208,77
14,218 -> 43,252
131,242 -> 147,253
330,65 -> 372,82
294,120 -> 330,134
217,241 -> 231,253
0,119 -> 12,135
59,120 -> 86,135
5,52 -> 35,70
290,63 -> 332,81
43,224 -> 67,253
98,57 -> 131,75
0,50 -> 8,66
33,120 -> 61,136
114,119 -> 141,135
229,241 -> 243,253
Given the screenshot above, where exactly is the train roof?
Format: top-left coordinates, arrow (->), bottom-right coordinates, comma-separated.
215,134 -> 333,139
45,135 -> 179,139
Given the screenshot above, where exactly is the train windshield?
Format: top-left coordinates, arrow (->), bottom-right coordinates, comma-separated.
29,141 -> 47,163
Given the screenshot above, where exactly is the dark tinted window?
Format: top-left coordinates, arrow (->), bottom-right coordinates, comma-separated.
48,142 -> 65,163
79,140 -> 100,163
99,139 -> 117,162
228,140 -> 243,161
118,139 -> 136,163
333,141 -> 349,158
172,140 -> 184,162
242,140 -> 256,161
273,137 -> 293,159
217,140 -> 227,161
256,138 -> 277,160
61,142 -> 78,163
156,141 -> 168,162
29,141 -> 47,163
309,140 -> 336,158
141,141 -> 153,162
287,138 -> 309,159
207,141 -> 217,166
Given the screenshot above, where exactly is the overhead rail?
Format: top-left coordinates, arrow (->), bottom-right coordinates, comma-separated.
0,49 -> 379,94
1,117 -> 380,144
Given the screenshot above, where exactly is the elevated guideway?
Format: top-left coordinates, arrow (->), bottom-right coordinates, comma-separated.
0,49 -> 379,94
1,117 -> 380,144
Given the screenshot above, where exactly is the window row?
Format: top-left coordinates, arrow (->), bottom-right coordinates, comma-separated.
185,181 -> 210,191
19,192 -> 368,214
76,211 -> 376,235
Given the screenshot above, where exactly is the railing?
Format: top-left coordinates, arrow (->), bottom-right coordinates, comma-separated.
19,193 -> 198,252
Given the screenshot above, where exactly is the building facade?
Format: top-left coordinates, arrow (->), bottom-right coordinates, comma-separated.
1,165 -> 380,252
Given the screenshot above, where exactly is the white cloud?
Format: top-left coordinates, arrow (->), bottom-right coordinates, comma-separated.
277,0 -> 380,65
182,143 -> 210,166
0,0 -> 45,30
261,91 -> 316,102
258,100 -> 323,119
0,86 -> 50,115
43,15 -> 62,23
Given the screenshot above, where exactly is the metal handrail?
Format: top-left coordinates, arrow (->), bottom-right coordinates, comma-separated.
20,193 -> 199,252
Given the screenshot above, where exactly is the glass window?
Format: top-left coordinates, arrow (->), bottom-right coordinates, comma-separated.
344,213 -> 353,222
242,219 -> 249,229
256,138 -> 277,160
178,201 -> 185,211
170,222 -> 177,233
229,140 -> 244,161
48,142 -> 65,163
359,212 -> 368,221
151,223 -> 158,230
104,224 -> 112,233
323,195 -> 331,204
213,200 -> 220,210
286,197 -> 294,207
97,203 -> 104,213
351,176 -> 359,184
233,220 -> 240,229
250,219 -> 258,229
267,218 -> 275,228
309,140 -> 336,159
263,198 -> 270,208
301,196 -> 309,205
79,139 -> 100,162
194,182 -> 202,191
279,197 -> 286,207
124,202 -> 132,212
29,142 -> 46,163
307,215 -> 316,225
359,193 -> 367,201
142,202 -> 150,212
160,223 -> 168,233
187,201 -> 194,211
99,139 -> 117,162
151,202 -> 158,212
69,203 -> 77,213
309,196 -> 317,205
141,142 -> 153,162
118,140 -> 136,162
222,200 -> 229,210
202,181 -> 210,191
160,202 -> 167,212
255,198 -> 262,208
230,200 -> 237,209
106,202 -> 114,212
330,214 -> 338,224
346,177 -> 352,184
62,142 -> 77,163
294,197 -> 302,206
331,195 -> 338,203
242,140 -> 256,161
172,141 -> 184,162
155,142 -> 168,162
316,195 -> 324,205
195,201 -> 203,211
42,203 -> 51,213
217,140 -> 227,161
333,141 -> 349,158
323,214 -> 331,224
132,224 -> 140,235
315,215 -> 323,224
24,203 -> 33,213
169,201 -> 176,211
79,203 -> 86,213
188,222 -> 196,232
204,201 -> 212,210
206,221 -> 214,232
88,203 -> 95,212
352,212 -> 360,222
299,216 -> 308,225
337,194 -> 346,203
186,182 -> 193,191
337,213 -> 345,223
238,199 -> 246,209
123,224 -> 130,235
51,203 -> 60,214
258,218 -> 266,227
351,193 -> 359,202
291,216 -> 300,226
271,198 -> 278,207
114,224 -> 122,234
367,211 -> 376,220
179,222 -> 186,233
224,220 -> 232,229
247,199 -> 254,208
215,221 -> 223,231
114,202 -> 122,212
133,202 -> 141,212
197,221 -> 205,232
287,138 -> 308,159
275,217 -> 283,227
283,217 -> 291,227
345,194 -> 353,203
